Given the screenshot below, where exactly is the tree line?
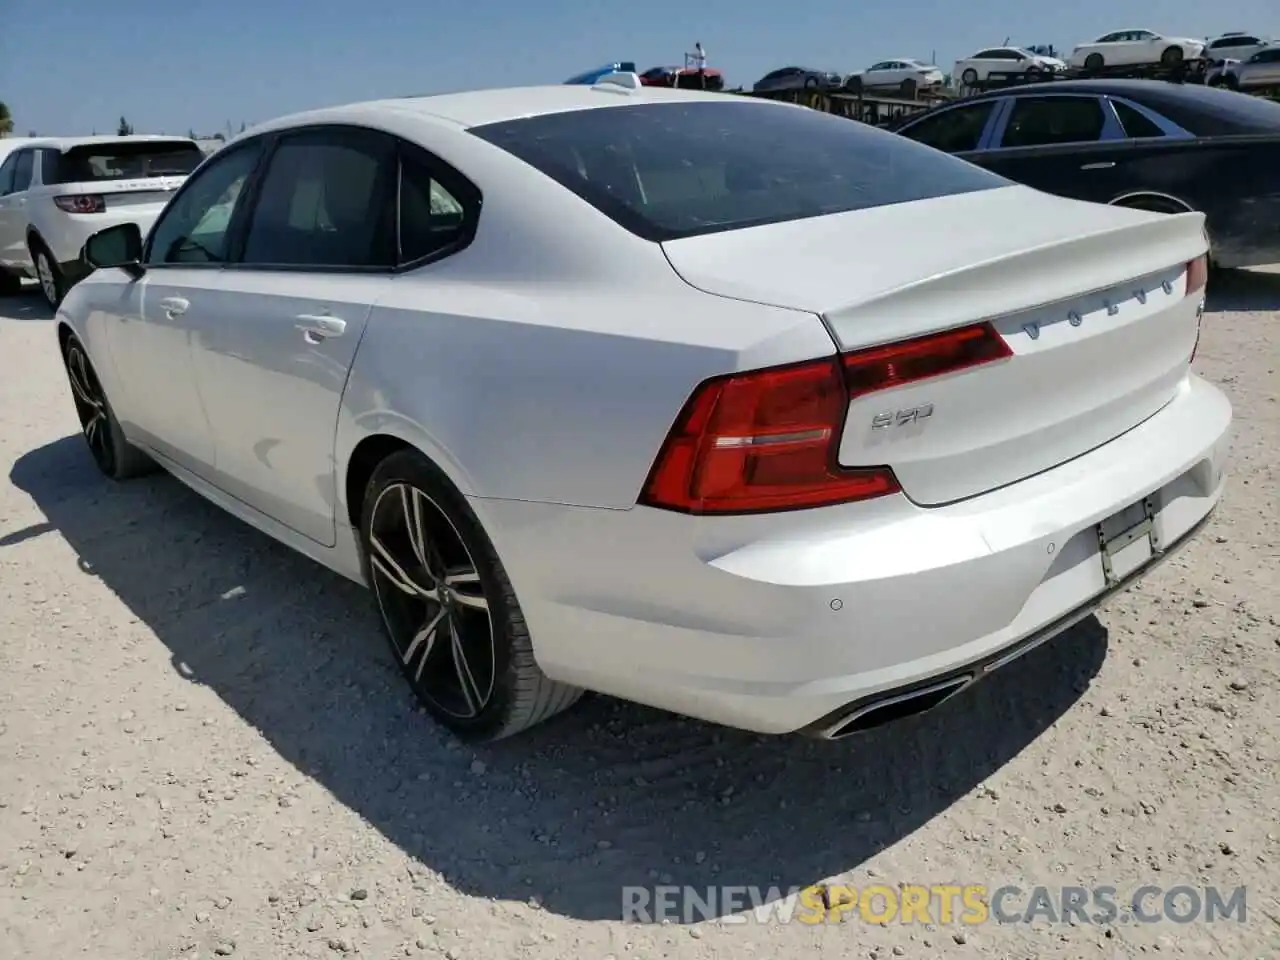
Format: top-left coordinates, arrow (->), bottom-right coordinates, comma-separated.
0,104 -> 249,140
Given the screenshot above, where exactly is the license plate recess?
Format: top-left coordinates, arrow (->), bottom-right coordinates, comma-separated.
1096,497 -> 1160,587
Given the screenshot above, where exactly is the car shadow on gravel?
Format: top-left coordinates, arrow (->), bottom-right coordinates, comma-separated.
0,289 -> 54,321
9,435 -> 1108,923
1206,267 -> 1280,313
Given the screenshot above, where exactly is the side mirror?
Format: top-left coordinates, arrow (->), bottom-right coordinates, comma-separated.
84,222 -> 145,279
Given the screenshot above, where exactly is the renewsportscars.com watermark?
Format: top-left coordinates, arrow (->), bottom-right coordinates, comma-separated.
622,883 -> 1249,926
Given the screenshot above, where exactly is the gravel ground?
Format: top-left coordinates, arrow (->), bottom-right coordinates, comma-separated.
0,270 -> 1277,960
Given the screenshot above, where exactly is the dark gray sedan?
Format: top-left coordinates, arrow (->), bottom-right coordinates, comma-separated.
751,66 -> 844,93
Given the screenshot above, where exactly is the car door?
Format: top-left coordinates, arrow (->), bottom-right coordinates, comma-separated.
187,125 -> 399,546
0,149 -> 35,270
0,153 -> 20,269
966,50 -> 1000,81
959,94 -> 1130,204
1248,49 -> 1280,85
106,138 -> 265,476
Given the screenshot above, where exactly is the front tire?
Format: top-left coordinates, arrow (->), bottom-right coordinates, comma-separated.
61,335 -> 156,480
960,68 -> 978,86
0,268 -> 22,296
359,450 -> 583,742
1084,53 -> 1104,71
1160,46 -> 1184,67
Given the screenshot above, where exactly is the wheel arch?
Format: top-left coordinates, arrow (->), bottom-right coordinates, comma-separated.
26,226 -> 50,256
341,426 -> 478,535
56,319 -> 75,353
1108,190 -> 1195,214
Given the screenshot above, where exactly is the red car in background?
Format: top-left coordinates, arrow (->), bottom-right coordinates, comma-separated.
639,65 -> 726,91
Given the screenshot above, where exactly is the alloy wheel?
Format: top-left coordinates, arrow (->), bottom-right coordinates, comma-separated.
368,482 -> 496,719
37,252 -> 59,308
64,343 -> 116,474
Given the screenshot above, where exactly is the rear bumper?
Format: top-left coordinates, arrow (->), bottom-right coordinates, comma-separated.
478,374 -> 1231,735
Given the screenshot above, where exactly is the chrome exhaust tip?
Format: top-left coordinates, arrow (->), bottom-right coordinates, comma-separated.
819,675 -> 974,740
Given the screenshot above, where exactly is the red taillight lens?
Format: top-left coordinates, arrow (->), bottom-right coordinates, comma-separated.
1185,254 -> 1208,296
54,194 -> 105,214
842,322 -> 1012,399
640,322 -> 1012,515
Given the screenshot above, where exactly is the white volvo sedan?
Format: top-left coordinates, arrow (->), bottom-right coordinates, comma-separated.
58,74 -> 1231,742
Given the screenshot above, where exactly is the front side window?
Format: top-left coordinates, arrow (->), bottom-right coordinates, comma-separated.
11,151 -> 34,193
239,130 -> 396,268
897,100 -> 998,152
50,141 -> 204,184
1000,97 -> 1107,147
145,141 -> 262,265
471,101 -> 1008,242
0,155 -> 16,196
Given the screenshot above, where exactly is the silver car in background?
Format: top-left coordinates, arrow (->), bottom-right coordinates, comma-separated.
1207,47 -> 1280,90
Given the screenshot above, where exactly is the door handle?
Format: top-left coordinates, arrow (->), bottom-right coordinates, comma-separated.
159,296 -> 189,317
1080,161 -> 1116,170
295,313 -> 346,342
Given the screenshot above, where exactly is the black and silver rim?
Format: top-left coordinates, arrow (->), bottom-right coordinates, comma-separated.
368,483 -> 495,719
37,252 -> 58,307
65,343 -> 114,474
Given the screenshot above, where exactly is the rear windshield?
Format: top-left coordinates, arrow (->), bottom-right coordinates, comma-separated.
469,101 -> 1009,241
51,141 -> 204,184
1136,84 -> 1280,135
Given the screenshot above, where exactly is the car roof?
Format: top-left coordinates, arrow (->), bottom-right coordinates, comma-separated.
929,79 -> 1280,134
957,78 -> 1203,103
246,84 -> 762,134
12,135 -> 198,151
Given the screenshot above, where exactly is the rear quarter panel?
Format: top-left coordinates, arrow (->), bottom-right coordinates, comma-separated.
960,135 -> 1280,266
1113,136 -> 1280,265
334,256 -> 836,512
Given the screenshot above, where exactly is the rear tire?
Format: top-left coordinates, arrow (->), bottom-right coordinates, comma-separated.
0,268 -> 21,296
1084,53 -> 1104,71
359,449 -> 584,742
60,334 -> 157,481
31,241 -> 65,310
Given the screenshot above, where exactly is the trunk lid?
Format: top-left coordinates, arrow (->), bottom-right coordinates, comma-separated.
85,176 -> 188,211
661,185 -> 1208,505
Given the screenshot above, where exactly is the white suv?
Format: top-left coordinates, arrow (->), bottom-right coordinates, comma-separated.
0,136 -> 204,308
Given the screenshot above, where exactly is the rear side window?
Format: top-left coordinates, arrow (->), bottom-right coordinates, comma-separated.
897,101 -> 997,152
51,141 -> 204,183
1111,100 -> 1166,138
999,97 -> 1107,147
470,101 -> 1007,242
397,148 -> 477,264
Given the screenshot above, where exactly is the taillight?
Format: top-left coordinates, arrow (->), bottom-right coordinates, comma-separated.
640,322 -> 1012,515
54,194 -> 105,214
842,322 -> 1011,400
1185,254 -> 1208,296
